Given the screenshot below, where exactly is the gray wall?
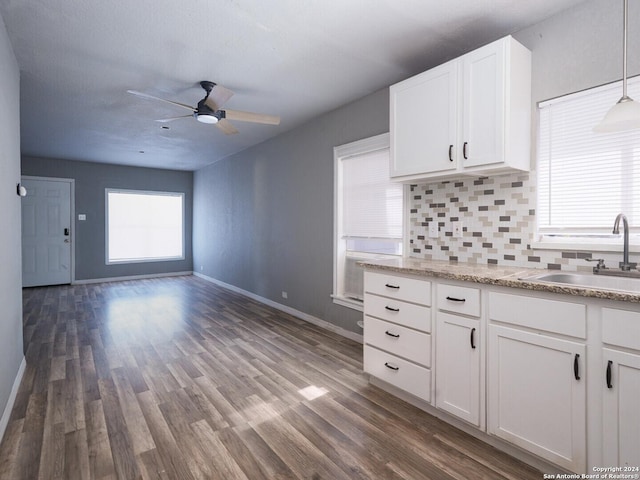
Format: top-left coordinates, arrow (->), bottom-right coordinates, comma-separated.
194,89 -> 389,334
514,0 -> 639,107
21,156 -> 193,281
0,12 -> 25,431
193,0 -> 634,336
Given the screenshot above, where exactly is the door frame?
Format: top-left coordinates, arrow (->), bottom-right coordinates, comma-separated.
21,175 -> 76,285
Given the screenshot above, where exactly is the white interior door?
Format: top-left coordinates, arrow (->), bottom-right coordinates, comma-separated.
21,177 -> 72,287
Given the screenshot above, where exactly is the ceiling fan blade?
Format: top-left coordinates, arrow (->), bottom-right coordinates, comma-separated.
215,118 -> 239,135
155,115 -> 192,123
127,90 -> 195,112
204,83 -> 234,111
224,109 -> 280,125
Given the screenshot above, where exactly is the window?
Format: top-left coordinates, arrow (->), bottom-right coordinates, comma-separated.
106,189 -> 184,264
333,133 -> 404,310
537,75 -> 640,248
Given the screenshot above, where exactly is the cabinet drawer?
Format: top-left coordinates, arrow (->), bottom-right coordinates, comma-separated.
602,308 -> 640,351
364,271 -> 431,305
437,283 -> 481,317
364,293 -> 431,333
489,292 -> 586,339
364,345 -> 431,402
364,317 -> 431,367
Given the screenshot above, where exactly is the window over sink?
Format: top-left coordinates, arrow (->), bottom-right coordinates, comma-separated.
333,133 -> 404,310
536,75 -> 640,251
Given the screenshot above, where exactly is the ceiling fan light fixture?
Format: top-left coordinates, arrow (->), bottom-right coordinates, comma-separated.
196,113 -> 219,124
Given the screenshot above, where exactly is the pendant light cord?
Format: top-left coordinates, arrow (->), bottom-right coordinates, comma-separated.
622,0 -> 629,100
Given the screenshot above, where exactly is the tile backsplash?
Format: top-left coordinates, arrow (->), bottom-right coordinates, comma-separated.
408,170 -> 635,272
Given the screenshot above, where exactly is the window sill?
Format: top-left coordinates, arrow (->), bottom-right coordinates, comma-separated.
331,295 -> 363,312
532,238 -> 640,254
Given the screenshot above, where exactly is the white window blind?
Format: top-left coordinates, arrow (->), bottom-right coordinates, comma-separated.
106,189 -> 184,264
538,76 -> 640,234
342,147 -> 403,240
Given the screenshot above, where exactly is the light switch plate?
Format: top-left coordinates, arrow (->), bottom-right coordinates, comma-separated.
78,214 -> 87,221
428,222 -> 439,238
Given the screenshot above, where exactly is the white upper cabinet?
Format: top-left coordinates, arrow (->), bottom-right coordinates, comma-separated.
390,35 -> 531,182
390,60 -> 458,177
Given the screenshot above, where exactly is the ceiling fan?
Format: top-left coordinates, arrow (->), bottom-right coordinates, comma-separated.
127,81 -> 280,135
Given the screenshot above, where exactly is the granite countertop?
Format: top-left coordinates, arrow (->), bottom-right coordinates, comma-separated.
357,257 -> 640,304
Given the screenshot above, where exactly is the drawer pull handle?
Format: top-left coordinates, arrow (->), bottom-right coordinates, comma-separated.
573,354 -> 581,381
384,306 -> 399,312
385,330 -> 400,338
446,296 -> 466,302
606,360 -> 613,389
448,144 -> 453,162
470,327 -> 476,349
384,362 -> 399,371
385,283 -> 400,289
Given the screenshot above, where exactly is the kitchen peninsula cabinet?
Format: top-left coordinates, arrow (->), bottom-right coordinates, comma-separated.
390,35 -> 531,182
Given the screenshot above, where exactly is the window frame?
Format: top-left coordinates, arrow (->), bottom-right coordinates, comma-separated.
332,132 -> 407,311
534,75 -> 640,253
105,188 -> 186,265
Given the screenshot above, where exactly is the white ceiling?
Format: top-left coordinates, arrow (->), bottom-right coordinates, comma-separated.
1,0 -> 587,171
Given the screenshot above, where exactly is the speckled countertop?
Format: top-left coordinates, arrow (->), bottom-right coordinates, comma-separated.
358,257 -> 640,304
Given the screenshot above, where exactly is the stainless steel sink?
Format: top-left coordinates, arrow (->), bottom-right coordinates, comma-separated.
520,272 -> 640,293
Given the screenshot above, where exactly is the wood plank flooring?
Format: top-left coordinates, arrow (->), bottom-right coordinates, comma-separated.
0,275 -> 541,479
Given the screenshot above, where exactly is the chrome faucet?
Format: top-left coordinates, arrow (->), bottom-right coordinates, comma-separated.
613,213 -> 636,271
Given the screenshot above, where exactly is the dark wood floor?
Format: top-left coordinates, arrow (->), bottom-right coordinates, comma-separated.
0,275 -> 540,479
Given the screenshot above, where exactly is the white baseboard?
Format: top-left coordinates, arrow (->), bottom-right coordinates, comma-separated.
0,357 -> 26,443
194,272 -> 363,344
73,271 -> 192,285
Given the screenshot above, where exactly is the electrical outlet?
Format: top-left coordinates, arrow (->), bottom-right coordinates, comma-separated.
452,221 -> 463,238
282,291 -> 288,299
200,265 -> 204,271
428,222 -> 439,238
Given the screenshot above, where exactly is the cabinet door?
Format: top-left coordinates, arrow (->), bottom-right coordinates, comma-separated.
488,325 -> 586,473
390,60 -> 457,177
435,312 -> 481,426
461,38 -> 505,168
602,348 -> 640,468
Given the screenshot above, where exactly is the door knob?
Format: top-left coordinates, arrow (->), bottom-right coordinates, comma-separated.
64,228 -> 70,236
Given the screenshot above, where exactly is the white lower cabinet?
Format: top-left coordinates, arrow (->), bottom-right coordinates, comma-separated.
602,348 -> 640,468
363,272 -> 432,402
602,307 -> 640,468
363,345 -> 431,401
435,312 -> 481,427
363,268 -> 640,474
488,325 -> 586,472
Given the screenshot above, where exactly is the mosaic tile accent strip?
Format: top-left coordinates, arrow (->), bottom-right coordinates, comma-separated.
408,171 -> 637,271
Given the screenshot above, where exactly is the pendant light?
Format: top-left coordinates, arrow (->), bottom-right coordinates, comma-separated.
594,0 -> 640,133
